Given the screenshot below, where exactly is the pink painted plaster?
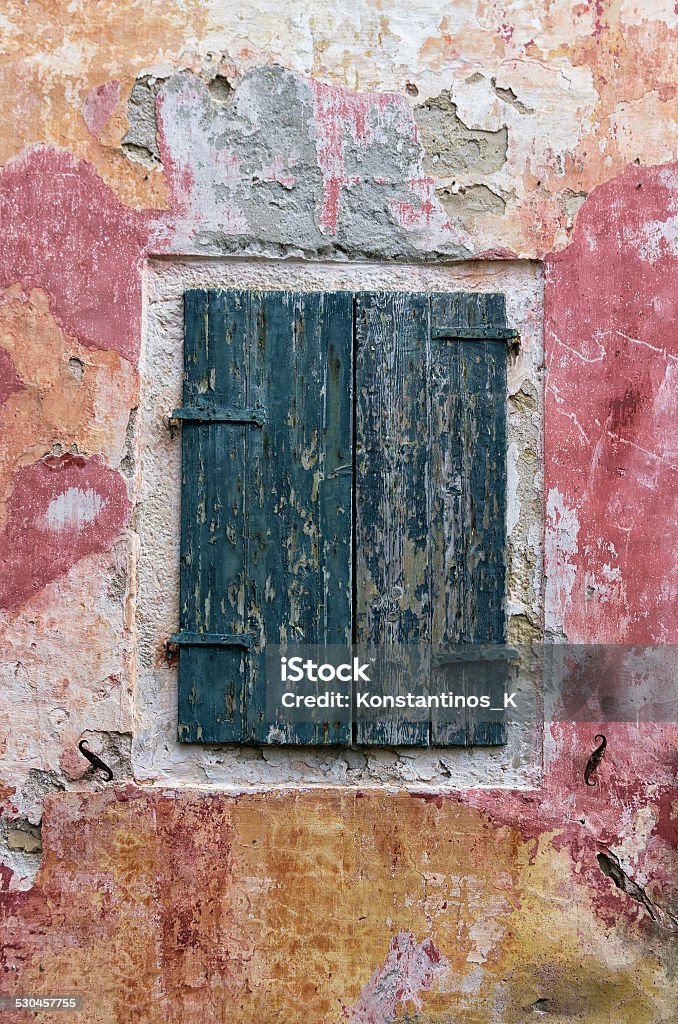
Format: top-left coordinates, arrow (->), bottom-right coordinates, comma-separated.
545,163 -> 678,642
82,80 -> 121,137
0,453 -> 131,610
0,147 -> 164,363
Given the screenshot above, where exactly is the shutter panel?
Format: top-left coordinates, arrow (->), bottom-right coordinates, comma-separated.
176,290 -> 353,744
176,288 -> 511,748
355,292 -> 511,747
354,293 -> 431,746
429,292 -> 510,745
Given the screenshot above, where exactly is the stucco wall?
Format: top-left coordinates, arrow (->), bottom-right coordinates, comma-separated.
0,2 -> 676,1021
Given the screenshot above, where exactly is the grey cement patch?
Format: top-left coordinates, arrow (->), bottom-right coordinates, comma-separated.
135,257 -> 544,792
124,67 -> 473,260
437,184 -> 507,228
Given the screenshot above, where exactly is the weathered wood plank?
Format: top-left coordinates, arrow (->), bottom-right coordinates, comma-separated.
246,291 -> 353,744
178,289 -> 250,742
355,292 -> 431,746
355,291 -> 509,747
429,292 -> 508,746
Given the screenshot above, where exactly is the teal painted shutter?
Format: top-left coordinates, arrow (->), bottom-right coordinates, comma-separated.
176,290 -> 353,744
176,288 -> 511,747
355,292 -> 511,746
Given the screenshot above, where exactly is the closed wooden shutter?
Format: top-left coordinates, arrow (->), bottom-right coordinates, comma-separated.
175,289 -> 513,746
175,290 -> 353,744
355,292 -> 511,745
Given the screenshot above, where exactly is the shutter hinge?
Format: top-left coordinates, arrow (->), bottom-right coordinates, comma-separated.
168,406 -> 266,431
168,631 -> 255,652
430,327 -> 520,342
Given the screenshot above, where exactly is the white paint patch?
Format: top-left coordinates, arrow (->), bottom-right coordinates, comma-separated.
348,929 -> 450,1023
507,442 -> 520,537
466,894 -> 510,964
42,487 -> 105,531
628,215 -> 678,264
545,486 -> 580,634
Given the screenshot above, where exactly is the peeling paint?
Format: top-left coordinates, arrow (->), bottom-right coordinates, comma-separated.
1,789 -> 676,1020
0,148 -> 163,361
42,486 -> 106,531
348,931 -> 449,1023
82,80 -> 121,138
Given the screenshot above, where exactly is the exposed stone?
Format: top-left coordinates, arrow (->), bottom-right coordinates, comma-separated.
415,90 -> 508,178
122,76 -> 165,167
67,356 -> 84,380
509,384 -> 539,414
0,816 -> 44,889
207,73 -> 234,106
7,823 -> 42,854
524,998 -> 551,1014
562,189 -> 588,226
437,183 -> 507,227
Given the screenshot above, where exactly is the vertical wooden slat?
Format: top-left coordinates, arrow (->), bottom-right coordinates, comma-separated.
355,293 -> 431,746
178,289 -> 353,745
178,290 -> 249,742
429,293 -> 508,745
247,291 -> 353,744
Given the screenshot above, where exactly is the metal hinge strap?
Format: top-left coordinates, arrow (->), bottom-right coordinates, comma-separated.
169,406 -> 266,427
169,631 -> 255,650
430,327 -> 520,341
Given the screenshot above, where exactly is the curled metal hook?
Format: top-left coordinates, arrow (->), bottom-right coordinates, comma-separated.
584,734 -> 607,787
78,740 -> 113,782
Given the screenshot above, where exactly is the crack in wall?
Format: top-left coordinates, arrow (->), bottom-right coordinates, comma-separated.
597,850 -> 678,931
491,78 -> 535,115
